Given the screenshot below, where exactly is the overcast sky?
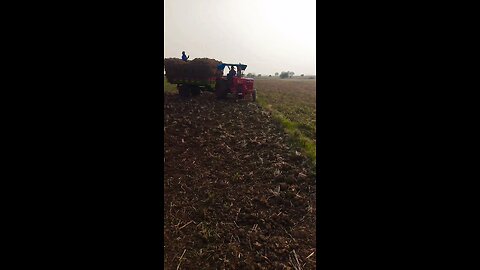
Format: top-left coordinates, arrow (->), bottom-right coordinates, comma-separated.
164,0 -> 316,76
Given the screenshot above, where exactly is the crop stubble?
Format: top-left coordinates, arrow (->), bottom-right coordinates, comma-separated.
164,91 -> 316,269
254,79 -> 316,142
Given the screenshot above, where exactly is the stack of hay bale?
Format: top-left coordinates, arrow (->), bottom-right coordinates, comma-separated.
164,58 -> 223,84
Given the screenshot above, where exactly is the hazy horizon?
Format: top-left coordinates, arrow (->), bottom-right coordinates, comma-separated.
164,0 -> 316,76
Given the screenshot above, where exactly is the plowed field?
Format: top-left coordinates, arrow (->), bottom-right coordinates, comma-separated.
164,90 -> 317,269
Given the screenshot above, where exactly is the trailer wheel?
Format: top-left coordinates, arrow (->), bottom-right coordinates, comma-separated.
178,85 -> 191,99
191,86 -> 201,96
215,80 -> 228,99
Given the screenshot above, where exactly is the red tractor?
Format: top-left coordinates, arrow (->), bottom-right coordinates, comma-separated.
165,60 -> 256,101
215,63 -> 256,101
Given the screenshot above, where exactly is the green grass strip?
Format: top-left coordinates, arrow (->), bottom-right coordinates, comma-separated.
257,95 -> 316,169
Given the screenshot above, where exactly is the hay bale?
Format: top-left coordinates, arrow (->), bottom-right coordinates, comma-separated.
164,58 -> 222,83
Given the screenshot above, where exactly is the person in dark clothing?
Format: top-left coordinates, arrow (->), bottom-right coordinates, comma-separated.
181,51 -> 189,61
227,66 -> 236,87
227,66 -> 236,78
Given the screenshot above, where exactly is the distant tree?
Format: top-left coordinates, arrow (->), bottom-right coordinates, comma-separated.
269,75 -> 272,77
288,71 -> 295,78
257,74 -> 261,77
279,71 -> 289,79
246,73 -> 255,78
275,72 -> 279,76
301,74 -> 304,77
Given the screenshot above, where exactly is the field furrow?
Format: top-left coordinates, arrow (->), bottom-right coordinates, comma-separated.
164,90 -> 316,269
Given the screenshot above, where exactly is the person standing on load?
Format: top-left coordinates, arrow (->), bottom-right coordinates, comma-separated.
181,51 -> 189,62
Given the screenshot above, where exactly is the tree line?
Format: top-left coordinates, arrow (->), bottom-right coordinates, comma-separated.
245,71 -> 304,79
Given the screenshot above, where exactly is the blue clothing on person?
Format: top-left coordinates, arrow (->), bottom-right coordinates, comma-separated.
181,51 -> 189,62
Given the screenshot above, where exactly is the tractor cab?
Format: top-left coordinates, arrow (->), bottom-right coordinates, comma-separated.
215,63 -> 256,101
217,63 -> 247,78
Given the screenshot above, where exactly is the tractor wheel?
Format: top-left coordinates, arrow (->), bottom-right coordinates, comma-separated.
191,86 -> 201,96
215,80 -> 228,99
252,89 -> 257,102
178,85 -> 191,99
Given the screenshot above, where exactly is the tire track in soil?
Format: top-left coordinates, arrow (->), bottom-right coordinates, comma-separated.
164,92 -> 316,269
